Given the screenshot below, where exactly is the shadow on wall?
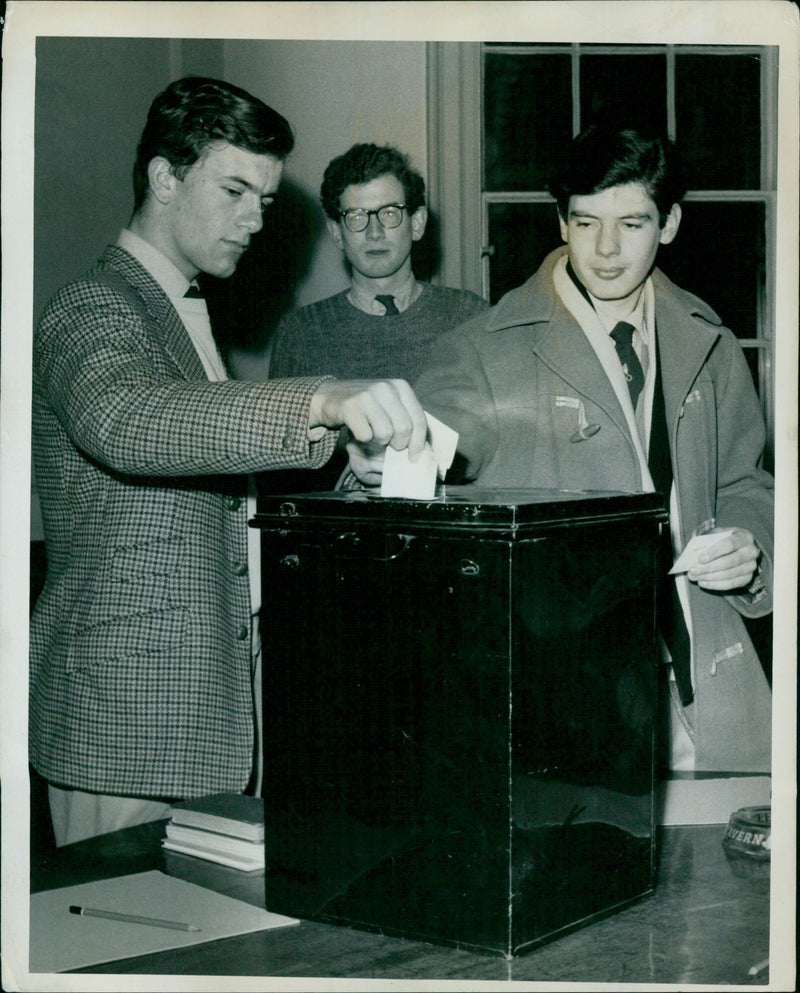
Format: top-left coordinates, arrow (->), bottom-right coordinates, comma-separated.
410,208 -> 442,285
202,178 -> 323,369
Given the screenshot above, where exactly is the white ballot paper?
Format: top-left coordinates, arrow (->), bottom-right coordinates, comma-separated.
380,411 -> 458,500
669,528 -> 735,574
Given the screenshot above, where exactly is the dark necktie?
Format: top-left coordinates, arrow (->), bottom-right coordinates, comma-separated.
610,321 -> 644,408
648,333 -> 694,707
184,282 -> 204,299
375,294 -> 399,315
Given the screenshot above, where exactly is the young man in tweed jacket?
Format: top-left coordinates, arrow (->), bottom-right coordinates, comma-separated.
30,76 -> 426,845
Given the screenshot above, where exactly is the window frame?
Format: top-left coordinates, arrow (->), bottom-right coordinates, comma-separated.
427,41 -> 777,467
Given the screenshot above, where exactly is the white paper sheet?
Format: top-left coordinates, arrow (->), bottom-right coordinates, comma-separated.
29,870 -> 297,974
379,411 -> 458,499
380,444 -> 439,499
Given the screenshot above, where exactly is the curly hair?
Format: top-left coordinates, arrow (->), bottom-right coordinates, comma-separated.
132,76 -> 294,213
320,143 -> 426,220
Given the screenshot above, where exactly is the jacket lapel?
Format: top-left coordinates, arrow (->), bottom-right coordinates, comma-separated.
99,246 -> 207,381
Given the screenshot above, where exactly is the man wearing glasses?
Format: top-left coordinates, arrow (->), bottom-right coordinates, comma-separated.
267,143 -> 487,488
271,143 -> 487,383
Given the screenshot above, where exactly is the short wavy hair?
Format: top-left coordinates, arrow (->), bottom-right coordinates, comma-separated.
548,126 -> 686,226
320,143 -> 426,220
132,76 -> 294,213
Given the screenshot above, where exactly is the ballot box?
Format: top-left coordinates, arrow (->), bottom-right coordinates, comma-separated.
254,487 -> 667,957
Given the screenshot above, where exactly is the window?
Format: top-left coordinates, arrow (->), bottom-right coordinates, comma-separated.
428,43 -> 777,469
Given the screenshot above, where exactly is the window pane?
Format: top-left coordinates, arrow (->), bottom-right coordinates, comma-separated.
487,202 -> 561,303
657,201 -> 765,340
484,53 -> 572,192
676,54 -> 762,190
580,54 -> 667,134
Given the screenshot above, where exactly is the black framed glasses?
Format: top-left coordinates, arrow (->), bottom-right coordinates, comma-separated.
339,203 -> 407,232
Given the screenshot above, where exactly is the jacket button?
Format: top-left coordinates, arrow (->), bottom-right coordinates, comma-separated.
236,624 -> 249,641
233,561 -> 248,577
227,496 -> 242,511
281,434 -> 294,450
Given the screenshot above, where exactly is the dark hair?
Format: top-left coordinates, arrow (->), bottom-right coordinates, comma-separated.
132,76 -> 294,213
320,143 -> 426,220
548,126 -> 686,226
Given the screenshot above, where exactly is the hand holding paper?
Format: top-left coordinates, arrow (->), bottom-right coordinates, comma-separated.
669,529 -> 736,575
380,412 -> 459,499
670,526 -> 761,591
309,378 -> 427,457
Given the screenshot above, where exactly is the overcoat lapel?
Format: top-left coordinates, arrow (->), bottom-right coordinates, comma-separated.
484,249 -> 723,457
532,311 -> 631,437
486,250 -> 632,441
651,269 -> 722,440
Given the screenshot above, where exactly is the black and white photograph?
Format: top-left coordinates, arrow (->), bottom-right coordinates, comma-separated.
1,2 -> 797,990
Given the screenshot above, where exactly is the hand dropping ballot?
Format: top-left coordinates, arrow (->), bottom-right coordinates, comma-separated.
380,412 -> 458,499
669,528 -> 735,574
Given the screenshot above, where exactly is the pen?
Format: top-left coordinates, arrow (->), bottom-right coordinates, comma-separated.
69,905 -> 201,932
748,958 -> 769,977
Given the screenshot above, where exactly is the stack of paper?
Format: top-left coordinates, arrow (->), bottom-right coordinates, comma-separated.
162,793 -> 265,871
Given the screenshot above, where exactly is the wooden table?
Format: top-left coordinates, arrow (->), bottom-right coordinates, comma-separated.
30,818 -> 770,984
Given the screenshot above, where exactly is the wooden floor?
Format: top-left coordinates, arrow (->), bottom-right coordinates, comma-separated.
30,819 -> 771,985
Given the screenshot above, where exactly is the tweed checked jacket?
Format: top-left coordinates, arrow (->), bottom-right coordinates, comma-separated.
30,245 -> 336,797
415,247 -> 774,772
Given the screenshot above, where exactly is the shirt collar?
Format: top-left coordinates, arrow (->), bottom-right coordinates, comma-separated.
617,291 -> 648,344
117,229 -> 194,301
566,257 -> 648,343
347,271 -> 419,315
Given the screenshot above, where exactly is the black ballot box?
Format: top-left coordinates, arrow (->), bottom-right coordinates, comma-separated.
253,487 -> 668,957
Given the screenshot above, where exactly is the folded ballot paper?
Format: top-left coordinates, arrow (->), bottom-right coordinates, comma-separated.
669,528 -> 735,574
380,411 -> 458,500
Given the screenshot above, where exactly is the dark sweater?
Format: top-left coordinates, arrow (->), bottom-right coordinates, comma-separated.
269,283 -> 489,382
261,283 -> 489,494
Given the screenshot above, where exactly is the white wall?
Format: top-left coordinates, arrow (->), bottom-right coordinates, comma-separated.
223,40 -> 428,307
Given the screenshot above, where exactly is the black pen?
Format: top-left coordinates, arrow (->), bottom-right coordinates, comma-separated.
69,905 -> 201,932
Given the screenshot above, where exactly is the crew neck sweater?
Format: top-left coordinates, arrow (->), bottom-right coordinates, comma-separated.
269,283 -> 489,382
